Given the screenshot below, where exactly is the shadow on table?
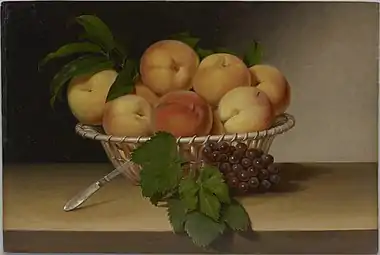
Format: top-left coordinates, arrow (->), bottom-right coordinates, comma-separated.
265,163 -> 332,194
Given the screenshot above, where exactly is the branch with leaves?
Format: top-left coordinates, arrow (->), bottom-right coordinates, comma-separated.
39,15 -> 132,108
131,132 -> 252,248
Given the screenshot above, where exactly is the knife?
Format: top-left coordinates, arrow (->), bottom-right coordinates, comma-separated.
63,161 -> 130,212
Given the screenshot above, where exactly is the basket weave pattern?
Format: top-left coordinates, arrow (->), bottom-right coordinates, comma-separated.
76,113 -> 295,185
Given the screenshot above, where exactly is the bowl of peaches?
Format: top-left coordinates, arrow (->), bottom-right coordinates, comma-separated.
72,40 -> 295,185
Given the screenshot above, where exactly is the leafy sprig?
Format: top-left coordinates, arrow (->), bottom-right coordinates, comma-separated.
130,132 -> 252,248
39,14 -> 134,109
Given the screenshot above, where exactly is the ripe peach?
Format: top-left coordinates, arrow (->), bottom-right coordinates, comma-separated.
102,94 -> 153,137
153,91 -> 213,137
192,53 -> 251,106
134,78 -> 160,107
139,40 -> 199,96
218,86 -> 274,134
249,65 -> 291,115
67,69 -> 117,125
210,110 -> 225,135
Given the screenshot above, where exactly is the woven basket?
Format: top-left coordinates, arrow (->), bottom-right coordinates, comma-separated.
75,113 -> 295,185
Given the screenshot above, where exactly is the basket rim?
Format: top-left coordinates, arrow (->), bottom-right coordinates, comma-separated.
75,113 -> 295,144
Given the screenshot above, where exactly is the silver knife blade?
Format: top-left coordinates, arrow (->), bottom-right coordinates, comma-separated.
63,162 -> 129,212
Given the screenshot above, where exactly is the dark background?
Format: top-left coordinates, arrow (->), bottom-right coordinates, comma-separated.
2,1 -> 378,164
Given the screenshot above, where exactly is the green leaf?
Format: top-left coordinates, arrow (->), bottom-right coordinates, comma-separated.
243,41 -> 263,67
179,177 -> 199,211
106,59 -> 137,102
115,40 -> 128,58
184,212 -> 225,247
195,47 -> 214,59
49,55 -> 113,108
39,42 -> 103,68
139,161 -> 181,198
149,192 -> 164,206
199,165 -> 221,183
167,199 -> 187,233
221,199 -> 250,231
199,187 -> 221,221
131,132 -> 182,198
170,31 -> 200,48
131,132 -> 179,167
75,15 -> 115,52
201,166 -> 231,204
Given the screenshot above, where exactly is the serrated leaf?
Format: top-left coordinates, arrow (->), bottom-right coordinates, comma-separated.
149,192 -> 164,206
75,15 -> 115,52
170,31 -> 200,48
131,132 -> 179,167
139,161 -> 181,198
39,42 -> 103,68
106,59 -> 137,102
179,177 -> 199,211
167,199 -> 187,233
243,41 -> 263,67
196,47 -> 214,59
221,199 -> 250,231
199,165 -> 221,182
131,132 -> 182,198
184,212 -> 225,247
49,55 -> 113,108
199,187 -> 221,222
201,166 -> 230,204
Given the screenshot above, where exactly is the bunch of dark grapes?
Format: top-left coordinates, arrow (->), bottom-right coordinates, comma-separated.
202,141 -> 281,195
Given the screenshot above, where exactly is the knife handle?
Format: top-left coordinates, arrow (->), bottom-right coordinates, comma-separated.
63,167 -> 122,212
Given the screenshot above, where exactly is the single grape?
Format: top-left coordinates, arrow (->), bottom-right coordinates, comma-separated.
268,164 -> 279,174
229,155 -> 240,164
247,166 -> 258,177
253,158 -> 263,169
228,176 -> 239,188
211,151 -> 221,162
260,180 -> 272,190
269,174 -> 281,184
241,157 -> 252,168
235,142 -> 248,152
238,182 -> 249,193
219,162 -> 232,173
206,141 -> 218,151
248,177 -> 260,188
237,170 -> 250,182
245,148 -> 263,159
219,153 -> 229,163
218,142 -> 230,153
202,146 -> 212,155
232,164 -> 243,173
202,146 -> 213,161
261,154 -> 274,167
259,169 -> 269,180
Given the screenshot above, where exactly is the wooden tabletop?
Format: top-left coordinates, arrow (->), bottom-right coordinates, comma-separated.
3,162 -> 378,253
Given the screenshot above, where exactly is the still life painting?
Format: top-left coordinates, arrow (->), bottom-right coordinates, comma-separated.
2,1 -> 378,254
